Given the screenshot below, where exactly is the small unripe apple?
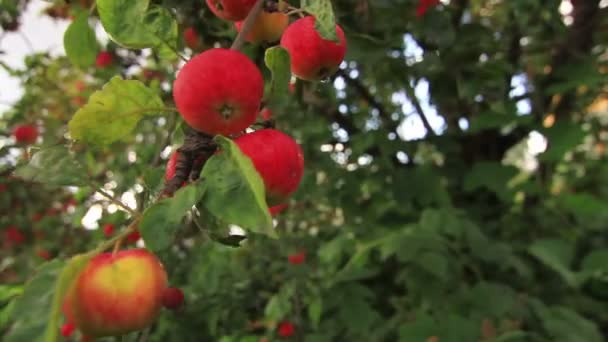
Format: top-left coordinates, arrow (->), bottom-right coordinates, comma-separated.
235,129 -> 304,205
206,0 -> 257,21
280,16 -> 347,81
161,287 -> 185,310
183,27 -> 201,50
70,249 -> 168,337
12,124 -> 38,144
95,51 -> 113,68
173,48 -> 263,136
234,11 -> 289,43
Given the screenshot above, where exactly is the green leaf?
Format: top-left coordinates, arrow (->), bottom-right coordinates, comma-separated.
68,76 -> 165,146
5,261 -> 64,342
463,162 -> 518,201
539,121 -> 586,161
415,251 -> 449,280
140,181 -> 207,252
63,12 -> 99,68
44,254 -> 91,342
13,146 -> 87,186
529,239 -> 578,288
308,297 -> 323,329
96,0 -> 177,49
199,136 -> 274,238
399,313 -> 437,341
264,47 -> 291,108
581,249 -> 608,274
264,284 -> 294,321
301,0 -> 338,41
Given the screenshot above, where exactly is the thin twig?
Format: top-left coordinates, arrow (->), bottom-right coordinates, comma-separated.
93,185 -> 137,216
404,79 -> 436,136
231,0 -> 265,51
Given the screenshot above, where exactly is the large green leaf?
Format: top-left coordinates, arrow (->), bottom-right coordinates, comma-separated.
63,12 -> 98,68
13,146 -> 87,186
68,76 -> 165,146
96,0 -> 177,49
199,136 -> 275,238
264,47 -> 291,109
5,261 -> 64,342
140,181 -> 207,252
44,255 -> 91,342
529,239 -> 578,288
301,0 -> 338,41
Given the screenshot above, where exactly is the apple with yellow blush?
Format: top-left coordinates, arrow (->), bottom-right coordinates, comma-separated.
69,249 -> 168,337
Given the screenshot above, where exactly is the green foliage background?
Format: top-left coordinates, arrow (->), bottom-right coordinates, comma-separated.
1,0 -> 608,341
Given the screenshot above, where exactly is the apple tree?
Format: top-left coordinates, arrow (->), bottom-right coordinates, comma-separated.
1,0 -> 608,341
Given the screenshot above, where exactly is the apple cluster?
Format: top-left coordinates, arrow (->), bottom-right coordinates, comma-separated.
170,2 -> 348,213
59,3 -> 348,340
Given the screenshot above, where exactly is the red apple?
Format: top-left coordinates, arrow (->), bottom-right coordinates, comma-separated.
165,151 -> 179,182
161,287 -> 185,310
234,11 -> 289,43
12,124 -> 38,144
416,0 -> 440,17
206,0 -> 257,21
183,27 -> 201,50
235,129 -> 304,205
5,226 -> 25,245
70,249 -> 168,337
260,108 -> 273,120
126,230 -> 141,244
61,322 -> 76,337
269,203 -> 287,216
288,250 -> 306,265
37,249 -> 51,260
95,51 -> 113,68
102,224 -> 114,237
173,48 -> 263,136
280,16 -> 347,81
277,321 -> 295,338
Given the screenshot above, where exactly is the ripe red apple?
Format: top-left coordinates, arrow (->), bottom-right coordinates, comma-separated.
173,48 -> 263,136
288,250 -> 306,265
269,203 -> 287,216
260,108 -> 273,120
280,16 -> 347,81
234,129 -> 304,205
165,151 -> 179,182
234,11 -> 289,43
126,230 -> 141,244
206,0 -> 257,21
183,27 -> 201,50
5,226 -> 25,245
277,321 -> 295,338
70,249 -> 168,337
95,51 -> 113,68
161,287 -> 185,310
12,124 -> 38,144
102,224 -> 114,237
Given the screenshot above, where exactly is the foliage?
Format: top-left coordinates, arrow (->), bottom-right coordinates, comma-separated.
1,0 -> 608,341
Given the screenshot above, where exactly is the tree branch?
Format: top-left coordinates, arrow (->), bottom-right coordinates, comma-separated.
404,79 -> 436,136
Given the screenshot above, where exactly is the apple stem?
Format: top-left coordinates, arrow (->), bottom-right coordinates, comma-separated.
230,0 -> 265,51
